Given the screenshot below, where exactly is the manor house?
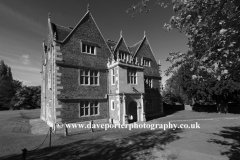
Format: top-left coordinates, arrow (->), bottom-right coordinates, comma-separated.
41,7 -> 163,129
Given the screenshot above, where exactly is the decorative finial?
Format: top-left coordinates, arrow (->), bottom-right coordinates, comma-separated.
144,31 -> 146,37
158,60 -> 161,66
120,30 -> 122,37
48,13 -> 51,19
87,4 -> 90,11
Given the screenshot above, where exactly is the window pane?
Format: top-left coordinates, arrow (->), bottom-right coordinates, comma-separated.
85,77 -> 88,84
80,101 -> 84,108
95,77 -> 98,84
90,77 -> 94,84
85,108 -> 89,115
82,44 -> 86,52
86,45 -> 90,53
95,71 -> 98,76
90,71 -> 94,76
95,107 -> 98,115
134,77 -> 136,84
95,101 -> 98,106
85,70 -> 89,76
80,108 -> 84,116
80,70 -> 84,75
90,106 -> 94,115
85,101 -> 89,107
80,76 -> 84,84
91,46 -> 95,54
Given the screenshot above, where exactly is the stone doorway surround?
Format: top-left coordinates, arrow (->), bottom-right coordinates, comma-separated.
121,93 -> 146,124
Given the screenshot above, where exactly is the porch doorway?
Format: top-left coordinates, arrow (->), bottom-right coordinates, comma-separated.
128,101 -> 138,123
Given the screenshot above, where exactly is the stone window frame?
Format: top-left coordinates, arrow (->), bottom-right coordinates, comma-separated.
79,69 -> 99,86
127,69 -> 137,84
79,101 -> 99,117
111,100 -> 115,110
143,58 -> 151,67
144,78 -> 152,88
119,51 -> 130,61
81,41 -> 97,55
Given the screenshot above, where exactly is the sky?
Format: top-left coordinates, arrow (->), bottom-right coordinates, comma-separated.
0,0 -> 188,86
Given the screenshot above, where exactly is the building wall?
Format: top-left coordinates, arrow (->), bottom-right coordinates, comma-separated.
108,95 -> 120,123
54,13 -> 111,123
59,100 -> 108,123
118,66 -> 144,94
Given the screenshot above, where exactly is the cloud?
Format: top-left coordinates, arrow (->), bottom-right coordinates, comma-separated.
20,54 -> 31,65
11,65 -> 40,73
0,3 -> 45,36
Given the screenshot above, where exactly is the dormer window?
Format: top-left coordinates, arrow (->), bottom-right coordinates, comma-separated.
81,43 -> 96,55
119,51 -> 130,61
143,58 -> 151,66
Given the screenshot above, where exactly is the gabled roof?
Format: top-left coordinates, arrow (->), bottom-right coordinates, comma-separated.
106,39 -> 117,51
48,10 -> 112,54
132,35 -> 158,63
129,39 -> 143,56
55,11 -> 90,43
113,35 -> 131,54
51,23 -> 72,41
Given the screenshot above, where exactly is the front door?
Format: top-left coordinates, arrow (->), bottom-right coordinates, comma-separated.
128,101 -> 138,123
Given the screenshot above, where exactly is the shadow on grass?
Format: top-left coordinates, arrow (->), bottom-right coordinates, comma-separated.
208,126 -> 240,160
1,128 -> 183,160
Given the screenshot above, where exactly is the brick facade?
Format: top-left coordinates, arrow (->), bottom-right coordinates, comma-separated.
41,8 -> 163,129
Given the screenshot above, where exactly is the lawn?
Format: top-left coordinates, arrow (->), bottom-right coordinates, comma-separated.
0,109 -> 240,160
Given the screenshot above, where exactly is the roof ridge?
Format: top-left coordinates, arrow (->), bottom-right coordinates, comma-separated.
56,11 -> 90,43
129,39 -> 143,48
107,39 -> 117,43
133,36 -> 146,57
52,22 -> 72,30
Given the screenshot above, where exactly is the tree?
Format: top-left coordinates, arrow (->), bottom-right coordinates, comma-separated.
10,85 -> 41,110
127,0 -> 240,113
0,60 -> 14,110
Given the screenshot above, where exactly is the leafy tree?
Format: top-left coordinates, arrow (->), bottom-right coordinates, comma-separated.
10,85 -> 41,110
0,60 -> 14,110
127,0 -> 240,113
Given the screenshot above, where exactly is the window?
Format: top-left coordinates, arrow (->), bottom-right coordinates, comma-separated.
112,68 -> 115,85
144,78 -> 152,88
127,69 -> 137,84
119,52 -> 130,61
143,59 -> 151,66
145,99 -> 153,111
111,100 -> 115,110
80,69 -> 99,85
79,101 -> 99,117
81,43 -> 96,54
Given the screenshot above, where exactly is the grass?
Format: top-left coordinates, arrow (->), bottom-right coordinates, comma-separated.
0,109 -> 240,160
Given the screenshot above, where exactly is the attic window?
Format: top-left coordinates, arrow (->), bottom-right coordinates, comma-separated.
143,58 -> 151,67
119,51 -> 130,61
81,43 -> 96,55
